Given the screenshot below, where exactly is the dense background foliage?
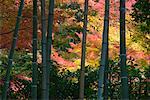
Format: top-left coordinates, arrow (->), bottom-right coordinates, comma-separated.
0,0 -> 149,99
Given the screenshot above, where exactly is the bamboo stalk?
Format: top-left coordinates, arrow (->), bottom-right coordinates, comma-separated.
138,77 -> 141,99
31,0 -> 38,99
104,57 -> 109,99
98,0 -> 110,100
40,0 -> 48,99
2,0 -> 24,99
79,0 -> 88,99
120,0 -> 129,99
47,0 -> 55,99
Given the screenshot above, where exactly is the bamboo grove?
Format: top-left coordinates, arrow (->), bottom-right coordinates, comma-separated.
1,0 -> 132,99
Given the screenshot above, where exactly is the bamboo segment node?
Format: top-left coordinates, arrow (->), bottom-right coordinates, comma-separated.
120,54 -> 126,56
16,16 -> 22,19
32,62 -> 37,64
121,76 -> 128,79
32,85 -> 38,87
5,81 -> 9,84
33,38 -> 37,41
33,16 -> 38,18
9,59 -> 13,61
13,37 -> 17,40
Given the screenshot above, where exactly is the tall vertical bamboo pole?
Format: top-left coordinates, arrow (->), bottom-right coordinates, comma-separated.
120,0 -> 129,99
41,0 -> 48,99
2,0 -> 24,99
104,57 -> 109,99
98,0 -> 110,99
47,0 -> 55,99
0,5 -> 2,34
31,0 -> 38,99
79,0 -> 88,99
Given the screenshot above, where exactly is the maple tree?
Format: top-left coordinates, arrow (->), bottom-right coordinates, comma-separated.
50,0 -> 149,69
1,0 -> 149,77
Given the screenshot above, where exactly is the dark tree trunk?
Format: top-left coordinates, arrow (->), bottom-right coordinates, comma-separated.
47,0 -> 55,99
31,0 -> 38,99
120,0 -> 129,99
41,0 -> 48,99
98,0 -> 110,99
79,0 -> 88,99
2,0 -> 24,99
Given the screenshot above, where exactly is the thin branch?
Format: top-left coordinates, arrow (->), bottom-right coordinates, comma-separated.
0,26 -> 32,35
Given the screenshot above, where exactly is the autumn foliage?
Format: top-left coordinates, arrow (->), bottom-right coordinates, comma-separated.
0,0 -> 150,99
0,0 -> 149,68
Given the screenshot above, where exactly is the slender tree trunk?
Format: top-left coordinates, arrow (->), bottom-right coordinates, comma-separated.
41,0 -> 48,99
1,0 -> 24,99
120,0 -> 129,99
104,57 -> 109,99
129,77 -> 131,99
47,0 -> 55,99
0,5 -> 2,34
79,0 -> 88,99
31,0 -> 38,99
138,77 -> 141,99
98,0 -> 110,99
